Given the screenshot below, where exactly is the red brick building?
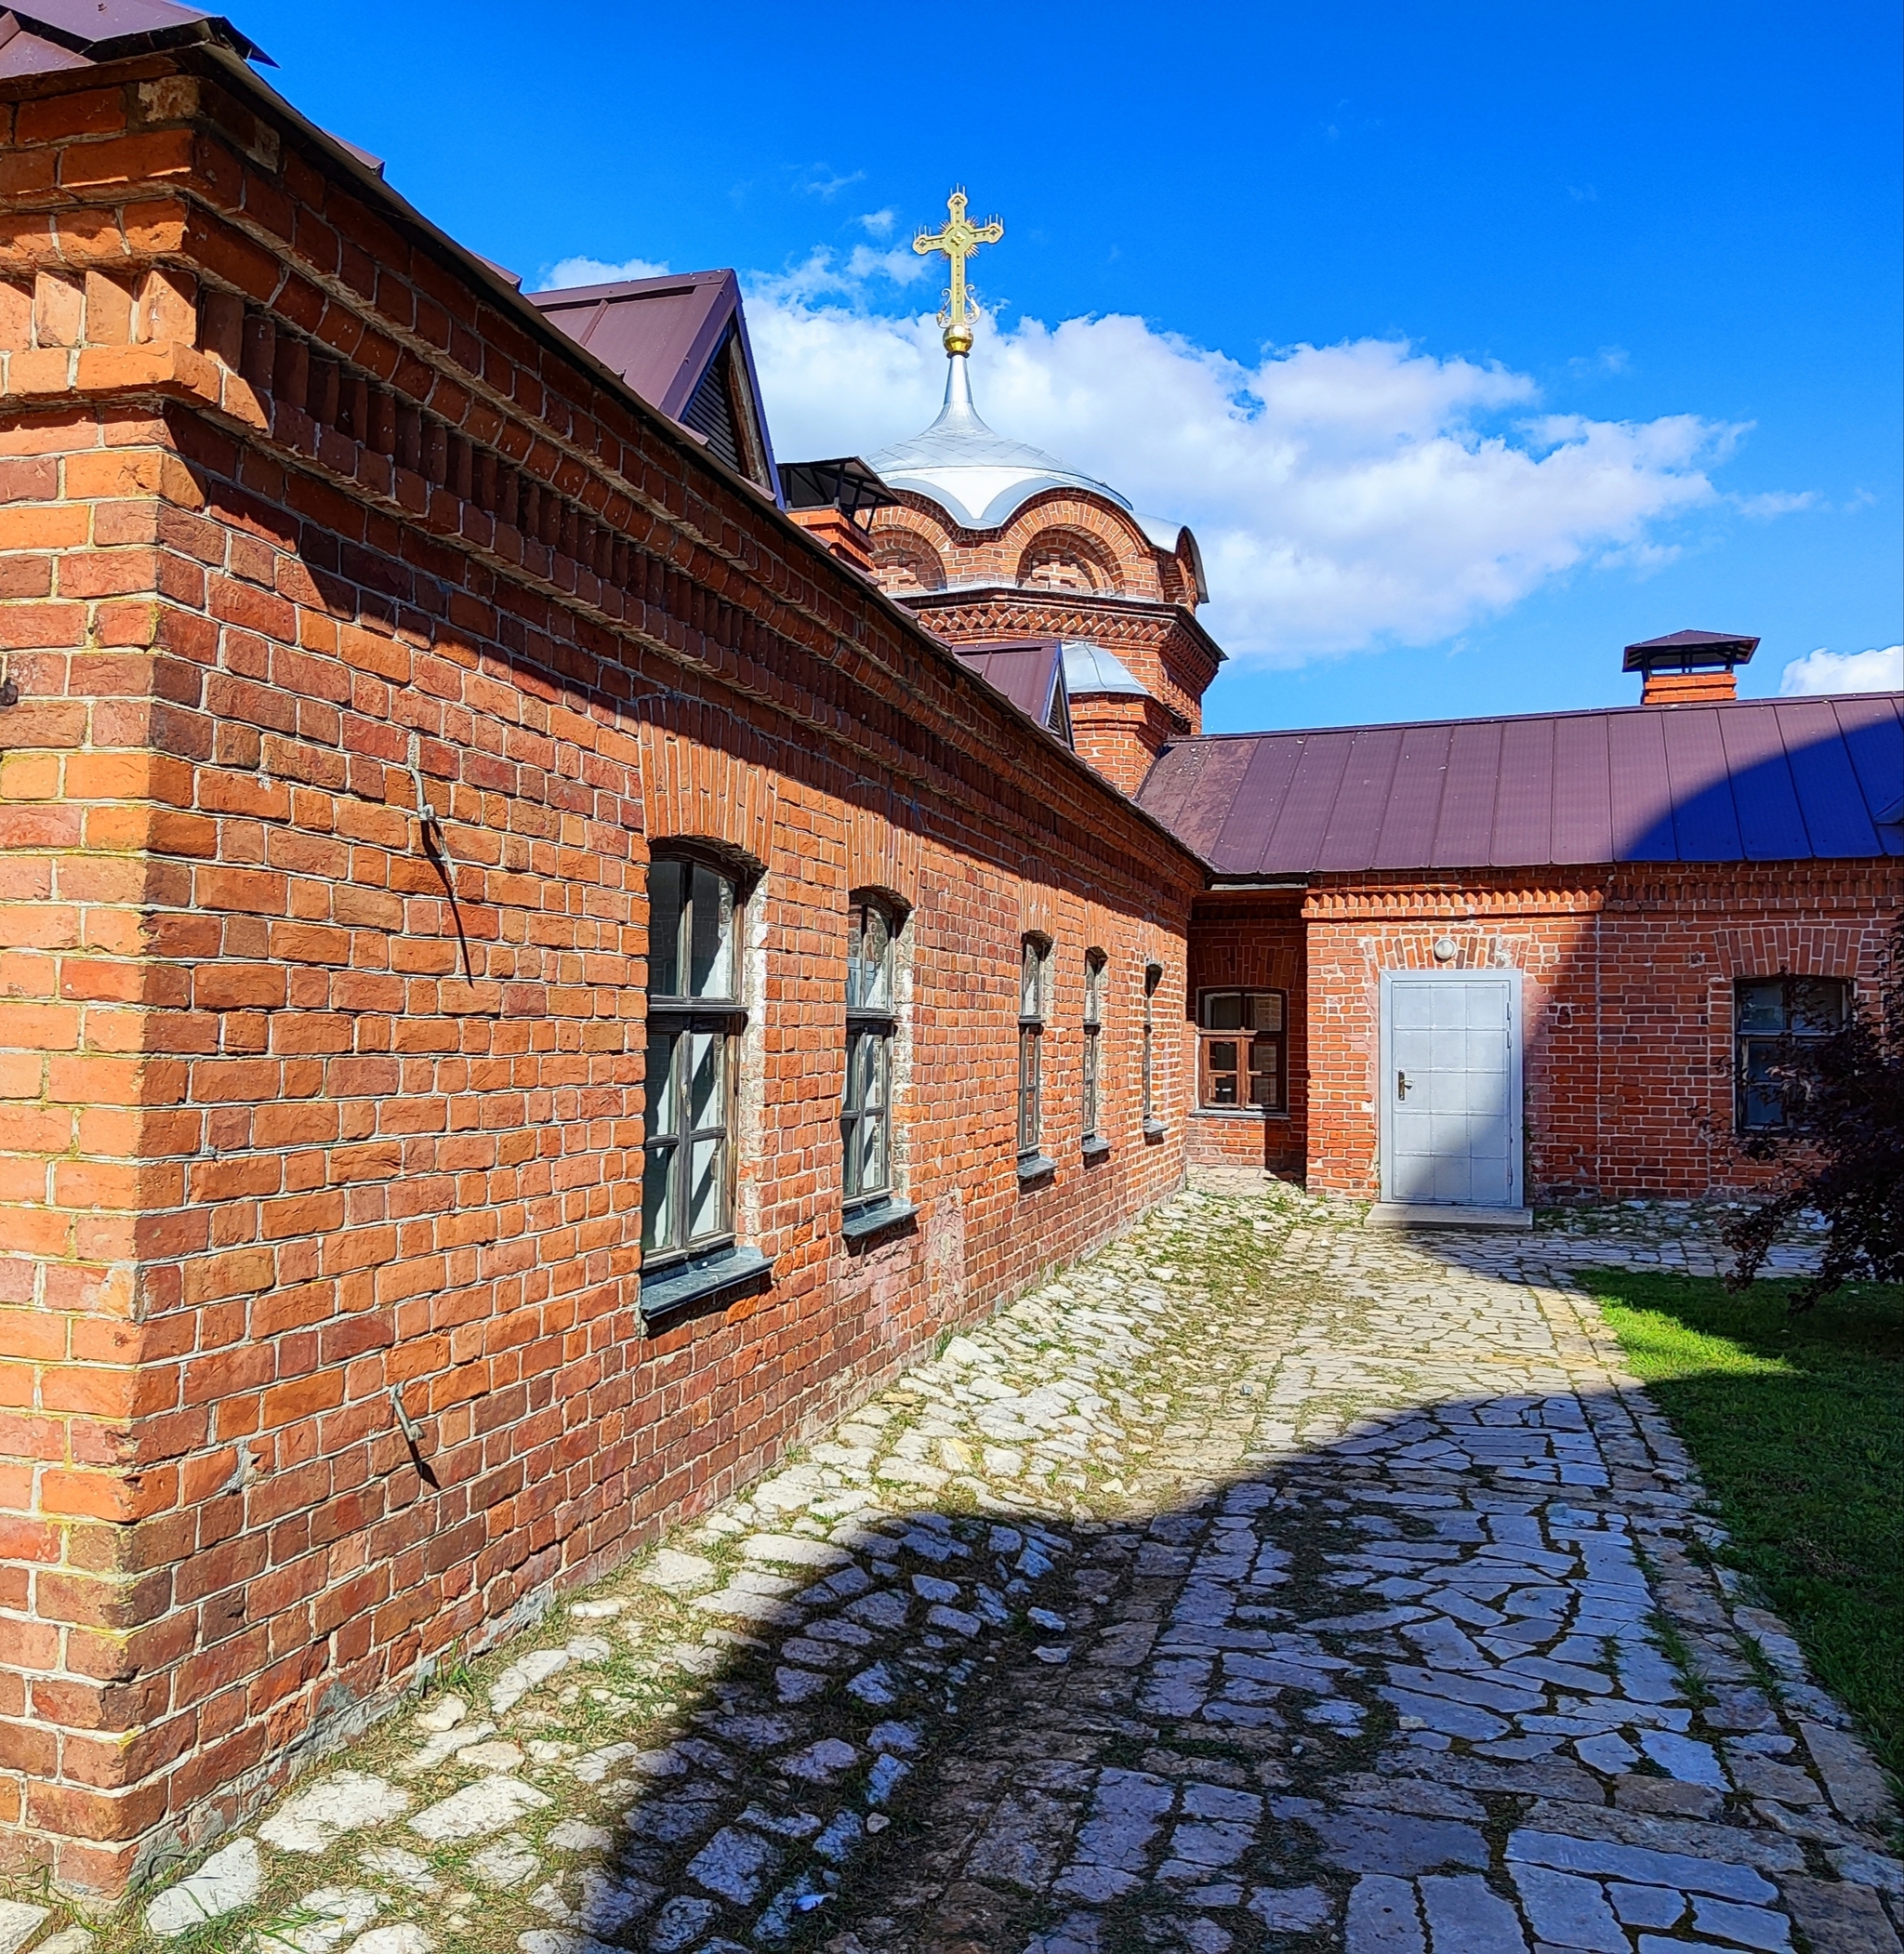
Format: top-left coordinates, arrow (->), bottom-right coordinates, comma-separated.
1138,684 -> 1902,1210
0,0 -> 1897,1904
0,8 -> 1205,1895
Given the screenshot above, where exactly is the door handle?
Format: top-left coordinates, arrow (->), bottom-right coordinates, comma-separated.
1396,1071 -> 1410,1100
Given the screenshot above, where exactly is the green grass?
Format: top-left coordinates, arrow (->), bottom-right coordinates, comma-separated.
1584,1268 -> 1904,1789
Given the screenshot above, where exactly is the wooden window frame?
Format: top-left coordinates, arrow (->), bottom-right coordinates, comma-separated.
1141,961 -> 1165,1134
1733,975 -> 1850,1133
1197,987 -> 1287,1113
642,852 -> 748,1271
843,895 -> 901,1212
1081,949 -> 1108,1150
1018,936 -> 1049,1160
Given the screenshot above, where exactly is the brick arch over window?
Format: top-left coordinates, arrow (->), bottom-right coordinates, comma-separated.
997,495 -> 1167,603
1014,524 -> 1124,596
871,530 -> 946,595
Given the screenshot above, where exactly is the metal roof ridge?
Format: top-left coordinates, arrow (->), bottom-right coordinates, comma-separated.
1168,690 -> 1900,746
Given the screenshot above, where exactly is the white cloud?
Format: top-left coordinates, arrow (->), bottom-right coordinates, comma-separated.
858,209 -> 896,238
744,286 -> 1737,663
1736,489 -> 1818,518
800,166 -> 866,200
541,254 -> 670,289
1779,645 -> 1903,695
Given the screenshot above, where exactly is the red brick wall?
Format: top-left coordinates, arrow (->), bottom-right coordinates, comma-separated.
0,50 -> 1201,1897
1183,895 -> 1307,1176
1302,865 -> 1901,1201
1066,691 -> 1177,797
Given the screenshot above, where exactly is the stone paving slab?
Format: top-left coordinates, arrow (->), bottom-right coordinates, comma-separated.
96,1185 -> 1899,1954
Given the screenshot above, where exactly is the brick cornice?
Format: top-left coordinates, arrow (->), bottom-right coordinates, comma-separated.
1302,859 -> 1903,920
906,587 -> 1225,679
0,50 -> 1206,905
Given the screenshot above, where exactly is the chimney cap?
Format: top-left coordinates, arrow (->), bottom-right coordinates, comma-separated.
1622,627 -> 1760,673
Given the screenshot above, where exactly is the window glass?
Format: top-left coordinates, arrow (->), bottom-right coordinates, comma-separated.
1735,980 -> 1786,1033
843,897 -> 900,1208
687,862 -> 736,999
1734,976 -> 1850,1132
1019,938 -> 1048,1157
647,858 -> 684,998
641,852 -> 747,1266
1081,951 -> 1106,1142
1198,989 -> 1287,1113
1203,991 -> 1244,1031
1142,962 -> 1162,1126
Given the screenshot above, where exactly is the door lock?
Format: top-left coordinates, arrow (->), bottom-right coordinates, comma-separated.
1396,1071 -> 1410,1100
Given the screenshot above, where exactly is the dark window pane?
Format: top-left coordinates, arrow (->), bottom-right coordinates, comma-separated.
1791,979 -> 1847,1036
644,1029 -> 680,1140
1208,1039 -> 1239,1072
641,1142 -> 676,1252
1204,993 -> 1244,1031
1736,981 -> 1787,1033
647,858 -> 684,997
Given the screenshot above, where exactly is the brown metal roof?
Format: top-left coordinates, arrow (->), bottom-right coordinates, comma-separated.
525,271 -> 778,498
1135,693 -> 1904,876
0,2 -> 268,69
952,640 -> 1073,746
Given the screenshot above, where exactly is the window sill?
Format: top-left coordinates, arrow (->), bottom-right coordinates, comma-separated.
640,1245 -> 771,1327
1142,1117 -> 1168,1142
1191,1106 -> 1290,1121
1081,1137 -> 1111,1163
841,1197 -> 918,1243
1016,1154 -> 1057,1186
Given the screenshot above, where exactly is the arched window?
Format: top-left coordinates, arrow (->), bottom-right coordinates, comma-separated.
642,853 -> 747,1268
1142,961 -> 1164,1135
1081,950 -> 1108,1155
843,895 -> 901,1213
1018,935 -> 1051,1169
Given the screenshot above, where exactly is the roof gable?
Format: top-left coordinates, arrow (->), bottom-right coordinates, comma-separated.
952,640 -> 1074,746
1136,693 -> 1904,876
527,271 -> 779,500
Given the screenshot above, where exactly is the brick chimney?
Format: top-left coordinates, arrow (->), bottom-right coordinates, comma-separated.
778,456 -> 897,578
1623,628 -> 1760,705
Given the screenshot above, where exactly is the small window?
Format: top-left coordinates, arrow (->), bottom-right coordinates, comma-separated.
1197,989 -> 1286,1112
642,854 -> 747,1267
1081,950 -> 1107,1148
1735,976 -> 1849,1131
843,896 -> 900,1209
1142,961 -> 1163,1129
1019,937 -> 1049,1158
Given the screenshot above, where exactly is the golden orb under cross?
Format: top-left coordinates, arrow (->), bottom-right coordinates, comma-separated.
914,188 -> 1004,355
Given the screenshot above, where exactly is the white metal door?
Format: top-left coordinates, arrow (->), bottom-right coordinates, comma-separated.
1380,970 -> 1522,1208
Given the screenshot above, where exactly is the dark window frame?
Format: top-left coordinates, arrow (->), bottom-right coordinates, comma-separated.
843,893 -> 902,1214
1018,935 -> 1050,1159
1197,987 -> 1287,1113
642,852 -> 750,1273
1733,974 -> 1851,1133
1081,948 -> 1108,1150
1141,961 -> 1165,1134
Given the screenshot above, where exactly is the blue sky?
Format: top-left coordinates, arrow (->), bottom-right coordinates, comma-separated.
236,0 -> 1899,733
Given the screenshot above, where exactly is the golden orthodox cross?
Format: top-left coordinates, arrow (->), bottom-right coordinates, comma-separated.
914,188 -> 1004,354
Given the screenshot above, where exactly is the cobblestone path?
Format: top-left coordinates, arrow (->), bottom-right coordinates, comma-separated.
93,1188 -> 1902,1954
